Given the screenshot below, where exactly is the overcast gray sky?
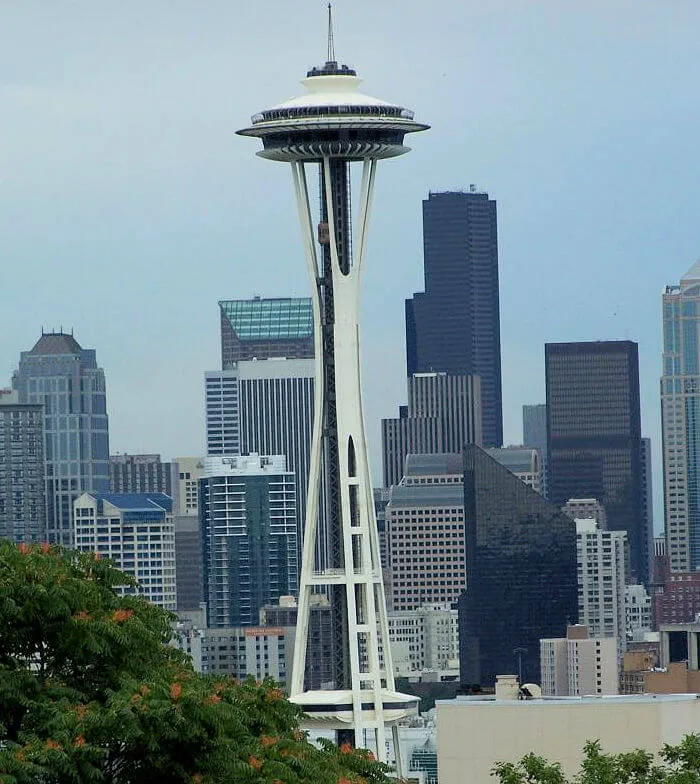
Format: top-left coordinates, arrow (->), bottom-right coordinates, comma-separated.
2,1 -> 699,528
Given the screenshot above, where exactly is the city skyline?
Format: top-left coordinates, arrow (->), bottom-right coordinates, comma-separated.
2,3 -> 699,529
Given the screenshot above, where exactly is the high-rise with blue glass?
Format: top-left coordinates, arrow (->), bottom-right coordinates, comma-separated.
662,262 -> 700,573
13,332 -> 110,547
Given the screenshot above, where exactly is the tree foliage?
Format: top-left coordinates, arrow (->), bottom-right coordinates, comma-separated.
0,541 -> 394,783
492,736 -> 700,783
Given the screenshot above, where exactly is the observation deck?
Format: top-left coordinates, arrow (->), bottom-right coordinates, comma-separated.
237,59 -> 429,162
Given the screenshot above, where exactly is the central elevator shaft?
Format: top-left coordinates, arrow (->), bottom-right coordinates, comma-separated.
318,158 -> 354,741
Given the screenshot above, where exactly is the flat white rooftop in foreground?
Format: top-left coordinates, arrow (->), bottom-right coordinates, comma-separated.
437,693 -> 700,784
439,692 -> 700,706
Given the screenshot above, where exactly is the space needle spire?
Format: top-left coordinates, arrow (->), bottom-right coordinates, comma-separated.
237,11 -> 429,773
327,3 -> 335,64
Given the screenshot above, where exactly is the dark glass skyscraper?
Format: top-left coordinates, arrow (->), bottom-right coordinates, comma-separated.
219,297 -> 314,367
545,341 -> 645,582
13,332 -> 109,547
406,190 -> 502,447
459,444 -> 577,687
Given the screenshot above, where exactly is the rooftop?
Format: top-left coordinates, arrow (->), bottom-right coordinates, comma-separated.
29,331 -> 82,356
219,298 -> 313,342
96,493 -> 172,513
438,693 -> 700,708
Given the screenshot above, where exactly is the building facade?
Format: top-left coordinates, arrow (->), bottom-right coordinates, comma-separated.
13,332 -> 110,547
561,497 -> 607,528
406,190 -> 502,447
540,625 -> 618,697
220,297 -> 314,367
485,446 -> 543,494
73,492 -> 176,609
205,359 -> 320,565
382,372 -> 481,488
576,518 -> 627,652
388,604 -> 459,677
437,693 -> 700,784
386,454 -> 466,611
200,455 -> 298,628
662,262 -> 700,572
625,583 -> 652,638
0,391 -> 46,542
545,341 -> 645,583
523,403 -> 548,497
460,444 -> 578,687
259,595 -> 334,690
175,623 -> 293,688
109,454 -> 172,495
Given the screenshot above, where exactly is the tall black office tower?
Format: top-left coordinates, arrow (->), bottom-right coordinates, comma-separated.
406,190 -> 503,447
459,445 -> 577,687
545,341 -> 646,582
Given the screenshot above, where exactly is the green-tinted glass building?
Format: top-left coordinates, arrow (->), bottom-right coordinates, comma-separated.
219,297 -> 314,367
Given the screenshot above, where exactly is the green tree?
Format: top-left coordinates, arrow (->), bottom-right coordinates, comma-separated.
0,541 -> 394,784
492,736 -> 700,783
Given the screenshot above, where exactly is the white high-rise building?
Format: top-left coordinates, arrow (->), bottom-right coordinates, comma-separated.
73,492 -> 176,610
576,518 -> 627,654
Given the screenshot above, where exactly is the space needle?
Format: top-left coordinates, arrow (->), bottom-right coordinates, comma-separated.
237,7 -> 428,770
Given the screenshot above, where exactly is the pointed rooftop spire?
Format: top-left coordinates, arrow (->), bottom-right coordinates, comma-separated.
327,3 -> 335,63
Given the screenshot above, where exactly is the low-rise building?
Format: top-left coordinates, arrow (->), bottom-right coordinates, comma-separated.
437,691 -> 700,784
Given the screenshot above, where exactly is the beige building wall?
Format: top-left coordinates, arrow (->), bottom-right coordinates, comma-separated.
437,695 -> 700,784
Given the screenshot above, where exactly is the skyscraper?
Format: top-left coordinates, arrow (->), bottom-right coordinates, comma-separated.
406,190 -> 502,447
460,444 -> 577,687
219,297 -> 314,367
545,341 -> 645,582
0,390 -> 46,542
13,332 -> 109,547
662,263 -> 700,572
200,455 -> 298,628
382,372 -> 481,488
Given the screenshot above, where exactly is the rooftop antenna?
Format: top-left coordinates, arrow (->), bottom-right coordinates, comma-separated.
327,3 -> 335,63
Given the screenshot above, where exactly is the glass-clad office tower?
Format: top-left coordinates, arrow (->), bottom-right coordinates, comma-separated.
662,262 -> 700,572
13,332 -> 109,546
220,297 -> 314,367
406,191 -> 502,447
545,341 -> 645,583
200,455 -> 298,628
459,444 -> 577,687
